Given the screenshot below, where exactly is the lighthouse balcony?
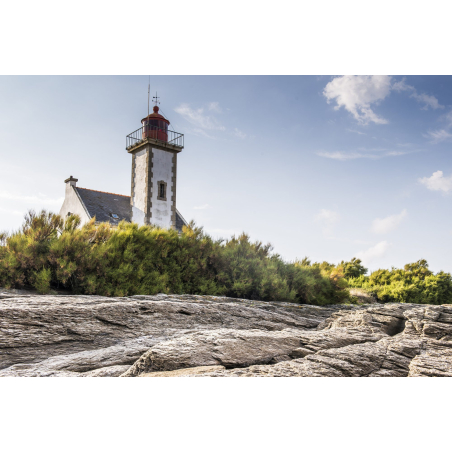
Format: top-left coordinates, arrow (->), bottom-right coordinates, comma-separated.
126,125 -> 184,152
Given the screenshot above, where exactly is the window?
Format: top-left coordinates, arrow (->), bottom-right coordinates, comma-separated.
111,213 -> 119,219
157,181 -> 167,201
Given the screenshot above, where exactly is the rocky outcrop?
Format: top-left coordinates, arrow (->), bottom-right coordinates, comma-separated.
1,291 -> 452,377
0,293 -> 344,370
122,327 -> 386,377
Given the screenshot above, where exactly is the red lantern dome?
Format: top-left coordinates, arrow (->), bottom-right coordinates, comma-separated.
141,106 -> 169,142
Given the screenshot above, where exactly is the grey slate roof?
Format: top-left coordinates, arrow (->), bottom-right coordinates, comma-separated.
74,187 -> 187,232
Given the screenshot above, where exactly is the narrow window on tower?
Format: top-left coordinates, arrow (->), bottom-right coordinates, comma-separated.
157,181 -> 167,201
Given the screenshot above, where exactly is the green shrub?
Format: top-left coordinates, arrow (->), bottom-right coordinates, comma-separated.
33,268 -> 52,294
10,212 -> 451,305
347,259 -> 452,305
0,210 -> 349,305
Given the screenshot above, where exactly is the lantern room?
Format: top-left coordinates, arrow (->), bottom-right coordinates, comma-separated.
141,105 -> 169,142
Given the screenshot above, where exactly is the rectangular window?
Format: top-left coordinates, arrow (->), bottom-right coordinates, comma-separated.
157,181 -> 167,201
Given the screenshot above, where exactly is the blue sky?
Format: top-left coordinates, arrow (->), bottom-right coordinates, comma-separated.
1,75 -> 451,273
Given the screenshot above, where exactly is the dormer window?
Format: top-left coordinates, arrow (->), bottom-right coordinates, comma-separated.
157,180 -> 167,201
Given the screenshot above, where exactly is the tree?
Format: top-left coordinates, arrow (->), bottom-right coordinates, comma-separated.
339,257 -> 368,279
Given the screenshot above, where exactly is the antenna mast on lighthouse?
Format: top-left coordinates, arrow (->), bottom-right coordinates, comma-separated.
147,76 -> 150,117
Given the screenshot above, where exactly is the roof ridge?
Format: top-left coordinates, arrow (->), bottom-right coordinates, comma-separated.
76,187 -> 130,198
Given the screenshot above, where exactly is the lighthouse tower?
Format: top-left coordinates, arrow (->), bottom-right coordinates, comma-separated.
126,103 -> 184,229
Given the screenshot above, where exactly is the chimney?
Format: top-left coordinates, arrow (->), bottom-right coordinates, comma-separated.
64,175 -> 78,187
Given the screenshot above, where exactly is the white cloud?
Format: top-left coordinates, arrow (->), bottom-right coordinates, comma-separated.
233,128 -> 246,139
371,209 -> 407,234
174,103 -> 225,131
194,204 -> 211,210
424,129 -> 452,143
393,78 -> 444,110
315,209 -> 340,235
324,76 -> 443,125
356,241 -> 390,264
419,170 -> 452,193
323,75 -> 392,125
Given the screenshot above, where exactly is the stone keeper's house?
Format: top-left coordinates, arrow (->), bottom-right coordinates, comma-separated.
59,105 -> 187,232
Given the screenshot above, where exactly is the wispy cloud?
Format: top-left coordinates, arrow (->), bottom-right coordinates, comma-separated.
194,204 -> 211,210
0,191 -> 63,205
233,128 -> 246,139
316,149 -> 418,160
424,110 -> 452,143
346,129 -> 366,135
423,129 -> 452,143
208,102 -> 222,113
190,128 -> 216,139
356,241 -> 390,264
174,103 -> 225,131
371,209 -> 407,234
0,207 -> 23,216
419,170 -> 452,193
393,78 -> 444,110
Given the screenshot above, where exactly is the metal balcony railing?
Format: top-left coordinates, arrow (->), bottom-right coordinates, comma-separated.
126,125 -> 184,150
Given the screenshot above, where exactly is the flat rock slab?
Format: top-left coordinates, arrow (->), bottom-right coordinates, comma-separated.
0,294 -> 348,370
3,293 -> 452,377
122,327 -> 386,377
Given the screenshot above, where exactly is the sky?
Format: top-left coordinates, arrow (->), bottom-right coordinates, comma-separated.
0,75 -> 451,273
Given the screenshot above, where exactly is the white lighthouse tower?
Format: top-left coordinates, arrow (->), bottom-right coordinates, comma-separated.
126,100 -> 184,229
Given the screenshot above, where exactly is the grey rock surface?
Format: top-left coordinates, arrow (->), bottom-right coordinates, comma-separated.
0,293 -> 346,373
121,327 -> 386,377
0,336 -> 156,376
139,365 -> 226,377
81,365 -> 131,377
2,292 -> 452,377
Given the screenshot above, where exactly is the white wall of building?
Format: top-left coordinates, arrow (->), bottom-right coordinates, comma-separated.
131,148 -> 147,225
59,184 -> 91,225
150,147 -> 173,228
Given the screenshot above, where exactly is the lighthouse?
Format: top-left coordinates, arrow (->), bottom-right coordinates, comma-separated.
126,103 -> 184,229
59,97 -> 187,231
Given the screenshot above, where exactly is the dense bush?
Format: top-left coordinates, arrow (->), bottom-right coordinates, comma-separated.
0,210 -> 348,304
293,257 -> 452,305
347,259 -> 452,305
4,211 -> 448,305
